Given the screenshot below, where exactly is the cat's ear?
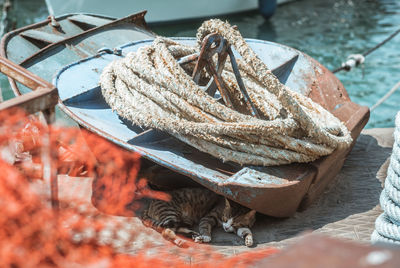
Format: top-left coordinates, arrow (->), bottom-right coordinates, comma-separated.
224,198 -> 231,209
245,209 -> 256,220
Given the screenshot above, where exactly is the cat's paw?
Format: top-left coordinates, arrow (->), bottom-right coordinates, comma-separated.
141,219 -> 153,228
174,238 -> 189,248
244,235 -> 253,247
193,235 -> 211,243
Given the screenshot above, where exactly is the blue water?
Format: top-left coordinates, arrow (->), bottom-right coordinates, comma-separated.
1,0 -> 400,128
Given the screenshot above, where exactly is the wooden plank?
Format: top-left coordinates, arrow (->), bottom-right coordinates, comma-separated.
0,56 -> 54,90
20,30 -> 65,44
0,86 -> 58,114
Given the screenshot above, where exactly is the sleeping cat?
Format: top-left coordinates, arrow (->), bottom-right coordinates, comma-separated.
141,187 -> 256,247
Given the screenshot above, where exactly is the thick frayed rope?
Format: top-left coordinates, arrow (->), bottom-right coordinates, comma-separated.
372,112 -> 400,245
100,19 -> 352,166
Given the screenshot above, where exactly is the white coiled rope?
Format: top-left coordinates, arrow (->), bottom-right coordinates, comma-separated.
372,112 -> 400,245
100,19 -> 352,166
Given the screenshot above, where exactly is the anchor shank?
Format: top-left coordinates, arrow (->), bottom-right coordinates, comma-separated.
227,47 -> 260,118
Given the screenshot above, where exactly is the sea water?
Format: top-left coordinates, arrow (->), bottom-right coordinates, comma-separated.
1,0 -> 399,128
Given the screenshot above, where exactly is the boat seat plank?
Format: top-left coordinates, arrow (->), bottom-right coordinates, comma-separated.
19,19 -> 100,49
74,29 -> 153,55
3,14 -> 111,66
68,14 -> 115,28
55,19 -> 89,37
6,36 -> 42,64
20,30 -> 66,45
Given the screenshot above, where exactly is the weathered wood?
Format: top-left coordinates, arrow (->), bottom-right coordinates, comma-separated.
0,56 -> 54,90
0,55 -> 59,211
0,86 -> 58,114
0,56 -> 58,114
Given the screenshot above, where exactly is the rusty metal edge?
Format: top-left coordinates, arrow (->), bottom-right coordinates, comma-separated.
0,56 -> 55,90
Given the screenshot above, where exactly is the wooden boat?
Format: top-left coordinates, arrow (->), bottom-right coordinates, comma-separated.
1,12 -> 153,97
0,12 -> 369,217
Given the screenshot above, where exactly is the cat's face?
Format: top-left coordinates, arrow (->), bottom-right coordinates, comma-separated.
221,198 -> 256,233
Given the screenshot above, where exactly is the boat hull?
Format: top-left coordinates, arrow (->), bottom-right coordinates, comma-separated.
53,38 -> 369,217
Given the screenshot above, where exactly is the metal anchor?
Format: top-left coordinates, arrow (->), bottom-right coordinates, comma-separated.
180,33 -> 260,119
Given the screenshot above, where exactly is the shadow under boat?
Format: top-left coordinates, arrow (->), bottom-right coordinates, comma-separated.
1,12 -> 370,218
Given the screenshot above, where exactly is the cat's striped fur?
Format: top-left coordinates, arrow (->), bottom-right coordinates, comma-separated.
141,187 -> 256,247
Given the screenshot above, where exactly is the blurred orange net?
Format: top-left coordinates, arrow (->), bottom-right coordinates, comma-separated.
0,108 -> 278,267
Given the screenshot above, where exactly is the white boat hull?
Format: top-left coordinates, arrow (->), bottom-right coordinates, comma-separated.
46,0 -> 290,23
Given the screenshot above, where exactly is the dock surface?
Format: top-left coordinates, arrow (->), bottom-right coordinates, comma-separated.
53,127 -> 394,256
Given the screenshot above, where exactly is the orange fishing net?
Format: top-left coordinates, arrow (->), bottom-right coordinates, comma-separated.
0,108 -> 278,267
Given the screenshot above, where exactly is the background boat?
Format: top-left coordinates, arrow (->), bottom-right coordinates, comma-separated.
44,0 -> 295,23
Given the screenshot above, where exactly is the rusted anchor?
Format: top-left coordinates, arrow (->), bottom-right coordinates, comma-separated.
178,33 -> 260,118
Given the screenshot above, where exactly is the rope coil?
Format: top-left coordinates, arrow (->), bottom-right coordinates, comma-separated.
372,112 -> 400,245
100,19 -> 352,166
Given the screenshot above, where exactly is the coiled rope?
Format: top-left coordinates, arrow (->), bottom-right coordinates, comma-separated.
100,19 -> 352,166
372,112 -> 400,245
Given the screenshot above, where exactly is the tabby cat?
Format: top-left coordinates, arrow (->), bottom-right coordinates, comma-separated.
141,187 -> 256,247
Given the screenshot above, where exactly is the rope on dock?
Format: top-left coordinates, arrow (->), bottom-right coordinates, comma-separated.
332,27 -> 400,73
372,112 -> 400,245
100,19 -> 352,166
